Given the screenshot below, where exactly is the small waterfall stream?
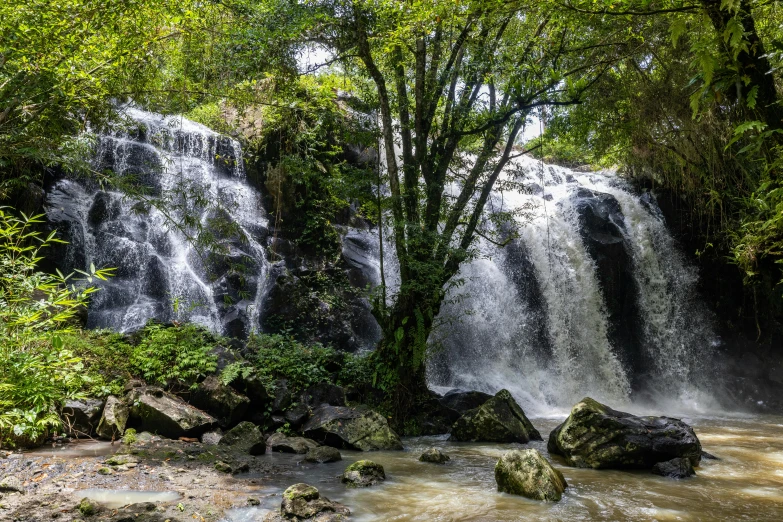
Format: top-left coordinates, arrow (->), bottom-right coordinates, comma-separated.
46,107 -> 269,336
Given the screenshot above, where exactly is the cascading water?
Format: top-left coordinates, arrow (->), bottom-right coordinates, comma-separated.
45,107 -> 269,336
426,156 -> 718,414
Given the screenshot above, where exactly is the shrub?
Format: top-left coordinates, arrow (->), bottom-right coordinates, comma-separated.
129,322 -> 218,390
0,207 -> 112,447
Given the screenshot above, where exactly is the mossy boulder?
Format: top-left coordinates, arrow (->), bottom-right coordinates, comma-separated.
96,395 -> 129,440
267,432 -> 318,454
341,460 -> 385,487
547,397 -> 702,469
218,421 -> 266,455
78,497 -> 98,516
495,449 -> 567,501
274,483 -> 350,520
302,405 -> 403,451
304,446 -> 342,463
652,457 -> 696,478
189,375 -> 250,428
128,387 -> 216,439
450,389 -> 542,443
419,448 -> 450,464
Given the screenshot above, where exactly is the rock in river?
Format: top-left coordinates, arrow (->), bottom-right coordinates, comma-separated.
302,405 -> 403,451
450,389 -> 542,443
267,432 -> 319,454
547,397 -> 702,469
263,483 -> 350,521
495,449 -> 567,501
342,460 -> 385,487
652,457 -> 696,478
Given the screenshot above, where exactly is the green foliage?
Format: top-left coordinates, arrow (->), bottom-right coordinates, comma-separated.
129,323 -> 218,390
61,330 -> 133,397
0,208 -> 113,447
245,333 -> 335,394
122,428 -> 138,445
243,332 -> 373,397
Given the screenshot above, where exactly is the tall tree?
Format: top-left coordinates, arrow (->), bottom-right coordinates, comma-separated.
243,0 -> 639,420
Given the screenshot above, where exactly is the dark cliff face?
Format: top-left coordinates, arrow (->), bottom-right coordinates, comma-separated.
571,187 -> 647,389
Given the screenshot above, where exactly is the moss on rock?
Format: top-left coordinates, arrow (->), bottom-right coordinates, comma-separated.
495,449 -> 567,501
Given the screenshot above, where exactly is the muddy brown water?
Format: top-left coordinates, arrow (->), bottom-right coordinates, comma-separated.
225,414 -> 783,521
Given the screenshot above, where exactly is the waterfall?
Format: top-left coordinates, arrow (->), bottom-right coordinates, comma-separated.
45,107 -> 269,336
44,106 -> 718,412
427,156 -> 718,414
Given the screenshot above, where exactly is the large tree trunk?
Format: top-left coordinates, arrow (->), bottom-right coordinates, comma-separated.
372,282 -> 442,430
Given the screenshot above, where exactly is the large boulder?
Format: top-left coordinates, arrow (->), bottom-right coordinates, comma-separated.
267,432 -> 318,454
547,397 -> 702,469
450,389 -> 542,443
96,396 -> 129,440
302,405 -> 403,451
127,387 -> 216,439
219,421 -> 266,455
263,483 -> 349,522
301,383 -> 347,408
341,460 -> 385,487
62,399 -> 104,437
407,393 -> 461,435
188,375 -> 250,428
495,449 -> 567,501
439,389 -> 493,413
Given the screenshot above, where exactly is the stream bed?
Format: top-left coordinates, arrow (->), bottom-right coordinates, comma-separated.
227,414 -> 783,521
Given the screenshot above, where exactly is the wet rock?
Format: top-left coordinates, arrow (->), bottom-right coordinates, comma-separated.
218,421 -> 266,455
301,383 -> 347,408
419,448 -> 450,464
495,449 -> 567,501
573,187 -> 645,381
189,375 -> 250,428
272,378 -> 293,413
652,457 -> 696,478
214,461 -> 232,473
78,497 -> 98,516
0,476 -> 23,493
547,397 -> 702,469
105,455 -> 140,467
341,460 -> 385,487
304,446 -> 342,463
407,394 -> 461,435
701,451 -> 719,460
302,405 -> 403,451
284,402 -> 312,428
450,389 -> 542,443
267,483 -> 350,521
439,389 -> 493,413
201,430 -> 223,445
62,399 -> 104,437
96,395 -> 129,440
128,387 -> 216,439
267,432 -> 318,454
